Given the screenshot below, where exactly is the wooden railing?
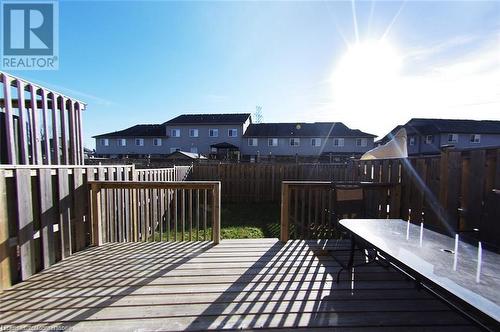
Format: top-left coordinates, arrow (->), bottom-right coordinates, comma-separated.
280,181 -> 399,242
0,165 -> 134,292
89,181 -> 221,246
135,165 -> 192,182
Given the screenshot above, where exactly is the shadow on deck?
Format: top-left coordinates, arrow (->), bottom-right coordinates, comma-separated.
0,239 -> 479,331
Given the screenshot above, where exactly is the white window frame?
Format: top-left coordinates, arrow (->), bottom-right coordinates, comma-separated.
228,128 -> 238,137
190,147 -> 198,154
355,138 -> 368,147
448,133 -> 458,143
118,139 -> 126,147
209,129 -> 219,137
333,138 -> 345,147
135,138 -> 144,146
425,135 -> 434,144
268,138 -> 278,147
290,138 -> 300,147
170,147 -> 180,153
248,138 -> 258,146
311,138 -> 321,147
101,139 -> 109,146
409,137 -> 416,146
189,129 -> 199,137
470,134 -> 481,143
153,138 -> 162,146
171,129 -> 181,137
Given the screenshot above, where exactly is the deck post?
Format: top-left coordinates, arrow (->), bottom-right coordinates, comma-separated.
212,182 -> 221,245
280,182 -> 290,242
2,74 -> 16,164
0,170 -> 12,291
91,183 -> 103,246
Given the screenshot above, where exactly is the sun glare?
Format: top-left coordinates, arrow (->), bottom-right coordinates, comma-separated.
332,40 -> 403,116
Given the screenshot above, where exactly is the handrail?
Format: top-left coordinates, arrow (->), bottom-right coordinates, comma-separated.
89,180 -> 221,246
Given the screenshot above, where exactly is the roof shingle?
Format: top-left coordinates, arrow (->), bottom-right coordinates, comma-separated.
93,124 -> 166,138
243,122 -> 376,138
165,113 -> 251,125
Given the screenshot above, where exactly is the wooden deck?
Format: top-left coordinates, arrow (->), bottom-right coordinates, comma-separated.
0,239 -> 480,331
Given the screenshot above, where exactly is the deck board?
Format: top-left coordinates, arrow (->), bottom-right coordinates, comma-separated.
0,239 -> 480,331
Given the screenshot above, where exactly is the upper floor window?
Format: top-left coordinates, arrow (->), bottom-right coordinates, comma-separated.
311,138 -> 321,147
409,137 -> 416,146
189,129 -> 199,137
290,138 -> 300,146
470,134 -> 481,143
333,138 -> 344,147
190,147 -> 198,154
448,134 -> 458,143
268,138 -> 278,147
101,139 -> 109,146
135,138 -> 144,146
209,129 -> 219,137
118,139 -> 126,147
425,135 -> 434,144
171,129 -> 181,137
153,138 -> 162,146
248,138 -> 258,146
228,129 -> 238,137
356,138 -> 367,147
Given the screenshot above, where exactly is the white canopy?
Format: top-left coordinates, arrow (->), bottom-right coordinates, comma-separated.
361,128 -> 408,160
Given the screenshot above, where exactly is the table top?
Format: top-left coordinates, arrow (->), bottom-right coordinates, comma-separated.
339,219 -> 500,322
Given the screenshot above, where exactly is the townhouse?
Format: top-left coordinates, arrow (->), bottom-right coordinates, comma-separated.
94,113 -> 377,160
378,118 -> 500,156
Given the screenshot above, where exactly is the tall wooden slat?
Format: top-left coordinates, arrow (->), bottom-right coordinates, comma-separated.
73,168 -> 86,250
39,168 -> 55,268
67,101 -> 77,164
29,84 -> 43,165
40,89 -> 51,165
15,169 -> 35,279
2,74 -> 16,164
50,94 -> 61,165
57,169 -> 71,258
0,170 -> 12,291
463,150 -> 486,232
59,97 -> 68,164
16,80 -> 30,164
212,182 -> 221,244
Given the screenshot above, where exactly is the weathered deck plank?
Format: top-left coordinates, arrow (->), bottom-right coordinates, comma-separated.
0,239 -> 480,331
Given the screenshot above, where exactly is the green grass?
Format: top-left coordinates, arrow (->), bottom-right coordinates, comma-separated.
154,203 -> 281,241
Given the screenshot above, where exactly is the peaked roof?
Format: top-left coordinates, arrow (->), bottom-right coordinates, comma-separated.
378,118 -> 500,143
166,150 -> 207,160
93,124 -> 166,138
165,113 -> 251,125
243,122 -> 376,138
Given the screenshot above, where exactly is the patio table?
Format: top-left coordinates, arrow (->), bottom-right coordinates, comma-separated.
339,218 -> 500,330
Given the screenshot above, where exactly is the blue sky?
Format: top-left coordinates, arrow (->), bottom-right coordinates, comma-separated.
9,0 -> 500,148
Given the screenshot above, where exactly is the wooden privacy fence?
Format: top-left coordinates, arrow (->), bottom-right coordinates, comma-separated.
135,165 -> 192,182
190,163 -> 355,202
89,181 -> 221,246
280,181 -> 399,241
0,165 -> 134,292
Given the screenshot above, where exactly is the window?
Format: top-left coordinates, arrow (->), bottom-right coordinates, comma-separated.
356,138 -> 367,147
153,138 -> 162,146
248,138 -> 258,146
118,139 -> 126,147
171,129 -> 180,137
409,136 -> 416,146
290,138 -> 300,146
333,138 -> 344,147
268,138 -> 278,147
448,134 -> 458,143
135,138 -> 144,146
470,134 -> 481,143
425,135 -> 434,144
209,129 -> 218,137
190,147 -> 198,154
101,139 -> 109,146
189,129 -> 199,137
228,129 -> 238,137
311,138 -> 321,147
210,147 -> 218,153
170,147 -> 180,153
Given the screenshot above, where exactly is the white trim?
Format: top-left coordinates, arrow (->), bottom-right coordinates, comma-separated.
209,128 -> 219,137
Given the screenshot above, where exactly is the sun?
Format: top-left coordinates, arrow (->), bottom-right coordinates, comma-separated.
332,39 -> 403,114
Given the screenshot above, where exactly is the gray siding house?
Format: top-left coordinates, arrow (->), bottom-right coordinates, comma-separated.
378,118 -> 500,155
241,122 -> 376,159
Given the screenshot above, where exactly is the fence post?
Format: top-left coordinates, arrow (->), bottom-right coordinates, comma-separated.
280,182 -> 290,242
0,170 -> 12,292
212,182 -> 221,245
91,183 -> 103,246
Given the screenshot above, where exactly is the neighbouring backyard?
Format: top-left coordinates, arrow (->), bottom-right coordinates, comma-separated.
220,203 -> 280,238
